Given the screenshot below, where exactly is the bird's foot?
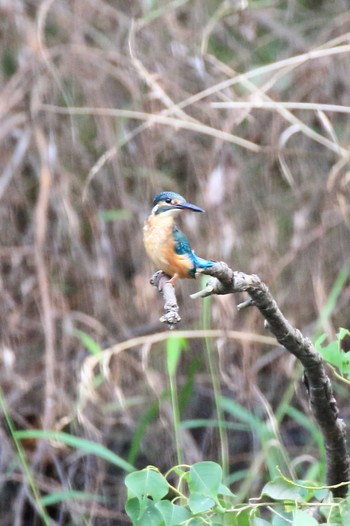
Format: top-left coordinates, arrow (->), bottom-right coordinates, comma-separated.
164,273 -> 179,287
150,271 -> 178,290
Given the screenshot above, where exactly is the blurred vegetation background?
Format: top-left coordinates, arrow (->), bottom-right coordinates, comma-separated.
0,0 -> 349,524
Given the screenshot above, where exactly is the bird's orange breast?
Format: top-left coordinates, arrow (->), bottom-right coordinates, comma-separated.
143,214 -> 193,278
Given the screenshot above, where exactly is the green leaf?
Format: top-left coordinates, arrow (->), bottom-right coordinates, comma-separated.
217,483 -> 236,496
315,328 -> 350,378
139,499 -> 164,526
340,496 -> 350,525
125,468 -> 169,501
188,494 -> 215,514
315,333 -> 327,348
312,487 -> 329,501
339,329 -> 350,377
233,507 -> 251,526
292,509 -> 318,526
326,504 -> 342,526
155,500 -> 191,525
188,461 -> 222,498
125,497 -> 141,523
184,519 -> 207,526
318,340 -> 342,369
261,477 -> 301,501
252,518 -> 272,526
74,329 -> 102,355
14,430 -> 134,472
272,512 -> 292,526
292,480 -> 329,503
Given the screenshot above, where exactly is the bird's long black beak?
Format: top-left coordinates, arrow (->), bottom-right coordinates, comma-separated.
174,202 -> 205,213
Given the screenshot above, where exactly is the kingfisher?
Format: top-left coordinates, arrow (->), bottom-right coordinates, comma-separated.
143,191 -> 214,286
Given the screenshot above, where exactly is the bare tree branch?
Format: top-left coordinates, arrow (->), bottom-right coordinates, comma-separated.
150,261 -> 350,497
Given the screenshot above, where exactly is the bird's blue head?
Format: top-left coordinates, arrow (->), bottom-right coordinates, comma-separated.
152,191 -> 204,216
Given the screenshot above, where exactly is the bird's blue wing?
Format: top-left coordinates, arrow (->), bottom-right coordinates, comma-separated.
173,225 -> 192,256
173,225 -> 214,277
172,225 -> 196,277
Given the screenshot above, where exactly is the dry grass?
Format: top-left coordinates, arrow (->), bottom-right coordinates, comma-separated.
0,0 -> 349,524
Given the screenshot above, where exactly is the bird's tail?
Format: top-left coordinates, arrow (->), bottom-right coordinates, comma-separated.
192,251 -> 215,269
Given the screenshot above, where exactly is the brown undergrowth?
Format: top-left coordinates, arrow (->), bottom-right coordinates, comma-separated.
0,1 -> 349,524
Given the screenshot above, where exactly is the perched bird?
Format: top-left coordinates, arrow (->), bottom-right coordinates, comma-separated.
143,191 -> 214,285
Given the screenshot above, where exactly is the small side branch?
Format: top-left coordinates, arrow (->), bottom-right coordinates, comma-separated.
150,262 -> 350,496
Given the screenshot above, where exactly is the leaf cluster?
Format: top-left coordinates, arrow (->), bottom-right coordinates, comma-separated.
316,329 -> 350,383
125,461 -> 235,526
125,462 -> 350,525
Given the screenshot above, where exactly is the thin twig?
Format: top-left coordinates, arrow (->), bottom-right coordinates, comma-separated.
40,104 -> 261,152
34,126 -> 56,431
211,101 -> 350,114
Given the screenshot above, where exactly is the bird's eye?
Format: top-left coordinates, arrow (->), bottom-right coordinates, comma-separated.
165,197 -> 172,203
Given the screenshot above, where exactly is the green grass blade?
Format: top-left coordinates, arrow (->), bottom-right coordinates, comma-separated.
14,430 -> 135,472
166,336 -> 186,465
0,386 -> 51,526
127,400 -> 160,465
41,490 -> 105,506
166,335 -> 188,376
74,329 -> 103,355
181,418 -> 249,431
219,396 -> 263,430
200,278 -> 229,480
